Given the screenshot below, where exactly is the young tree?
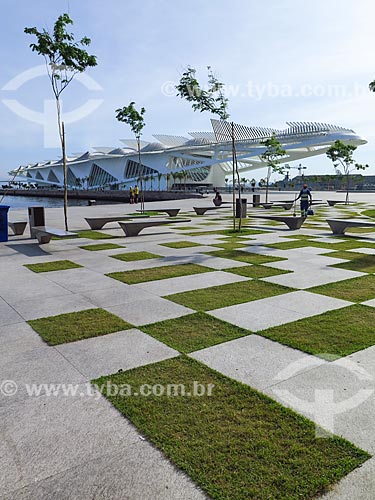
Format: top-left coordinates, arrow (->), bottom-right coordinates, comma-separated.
157,172 -> 163,191
370,80 -> 375,92
250,178 -> 256,192
326,140 -> 368,204
115,102 -> 146,212
176,66 -> 244,231
165,173 -> 171,191
25,13 -> 97,230
260,135 -> 286,203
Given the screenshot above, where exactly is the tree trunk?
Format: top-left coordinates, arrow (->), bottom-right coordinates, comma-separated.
265,167 -> 270,203
62,122 -> 68,231
55,98 -> 69,230
346,172 -> 350,204
231,122 -> 236,231
137,137 -> 144,212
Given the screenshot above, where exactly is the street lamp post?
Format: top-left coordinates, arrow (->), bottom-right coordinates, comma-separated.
286,164 -> 307,186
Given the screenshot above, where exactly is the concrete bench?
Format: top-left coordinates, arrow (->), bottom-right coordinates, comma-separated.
252,202 -> 294,210
118,218 -> 191,237
193,206 -> 226,215
249,215 -> 306,230
327,200 -> 352,206
84,215 -> 148,230
32,226 -> 78,244
8,221 -> 27,235
326,218 -> 375,235
136,208 -> 181,217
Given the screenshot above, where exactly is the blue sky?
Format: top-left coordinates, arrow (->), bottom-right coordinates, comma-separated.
1,0 -> 374,181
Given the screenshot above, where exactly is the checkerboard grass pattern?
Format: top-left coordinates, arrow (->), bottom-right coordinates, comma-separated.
258,304 -> 375,357
80,243 -> 124,251
111,251 -> 161,262
107,263 -> 213,285
206,249 -> 287,265
160,241 -> 203,249
24,260 -> 82,273
29,308 -> 132,345
166,280 -> 293,311
226,265 -> 292,279
308,275 -> 375,302
96,356 -> 369,500
142,312 -> 249,352
331,254 -> 375,273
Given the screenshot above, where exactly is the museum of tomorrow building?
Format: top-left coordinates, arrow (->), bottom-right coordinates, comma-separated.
9,120 -> 367,190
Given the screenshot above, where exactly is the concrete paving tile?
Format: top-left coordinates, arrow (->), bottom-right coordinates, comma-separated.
0,299 -> 24,327
56,329 -> 179,379
321,457 -> 375,500
181,254 -> 249,270
106,297 -> 193,326
135,271 -> 249,296
263,356 -> 375,453
209,291 -> 351,331
0,346 -> 86,408
0,446 -> 206,500
263,267 -> 365,288
209,299 -> 305,331
81,283 -> 152,308
348,247 -> 375,254
10,293 -> 94,321
0,280 -> 74,305
0,322 -> 44,354
0,391 -> 145,496
42,268 -> 119,293
190,334 -> 327,391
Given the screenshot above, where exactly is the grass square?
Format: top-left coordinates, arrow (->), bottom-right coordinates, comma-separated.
111,251 -> 160,262
308,275 -> 375,302
258,304 -> 375,357
107,263 -> 213,285
160,241 -> 202,249
24,260 -> 82,273
142,312 -> 249,352
322,250 -> 371,260
330,254 -> 375,273
210,240 -> 251,250
166,280 -> 292,311
95,356 -> 369,500
28,308 -> 132,345
174,226 -> 198,231
206,249 -> 286,265
77,230 -> 116,240
227,265 -> 292,279
265,240 -> 314,250
79,243 -> 124,251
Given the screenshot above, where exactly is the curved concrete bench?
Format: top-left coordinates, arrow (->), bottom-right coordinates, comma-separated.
326,218 -> 375,235
118,218 -> 190,237
32,226 -> 77,244
136,208 -> 181,217
327,200 -> 352,206
85,215 -> 148,230
249,215 -> 306,230
258,202 -> 294,210
8,221 -> 27,235
193,206 -> 226,215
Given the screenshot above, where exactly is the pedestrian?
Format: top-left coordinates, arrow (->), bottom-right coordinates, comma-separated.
134,185 -> 139,204
129,186 -> 134,204
296,183 -> 312,216
213,190 -> 222,206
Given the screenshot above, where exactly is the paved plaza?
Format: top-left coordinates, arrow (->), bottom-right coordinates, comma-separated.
2,192 -> 375,499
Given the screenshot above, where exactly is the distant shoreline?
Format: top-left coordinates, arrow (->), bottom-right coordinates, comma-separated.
0,189 -> 204,203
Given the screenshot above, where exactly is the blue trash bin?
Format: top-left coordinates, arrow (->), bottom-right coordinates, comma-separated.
0,205 -> 10,242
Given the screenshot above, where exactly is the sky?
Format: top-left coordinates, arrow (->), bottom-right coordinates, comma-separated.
0,0 -> 375,181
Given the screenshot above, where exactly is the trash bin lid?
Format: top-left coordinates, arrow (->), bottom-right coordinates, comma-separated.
0,205 -> 10,209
